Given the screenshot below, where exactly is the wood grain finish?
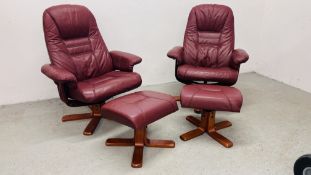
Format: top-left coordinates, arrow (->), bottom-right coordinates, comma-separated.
180,110 -> 233,148
186,115 -> 201,126
62,113 -> 93,122
105,138 -> 134,146
174,96 -> 181,101
61,104 -> 102,136
83,117 -> 101,135
106,127 -> 175,168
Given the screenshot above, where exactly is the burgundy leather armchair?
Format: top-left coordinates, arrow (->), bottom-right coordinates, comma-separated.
41,5 -> 142,135
167,4 -> 249,86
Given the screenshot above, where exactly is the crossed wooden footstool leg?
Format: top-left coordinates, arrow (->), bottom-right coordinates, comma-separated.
101,91 -> 178,168
106,127 -> 175,168
180,110 -> 233,148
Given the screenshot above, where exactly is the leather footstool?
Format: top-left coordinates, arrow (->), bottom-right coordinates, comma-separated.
180,85 -> 243,148
101,91 -> 178,168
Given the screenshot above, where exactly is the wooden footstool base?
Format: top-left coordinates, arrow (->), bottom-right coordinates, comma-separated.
180,84 -> 243,148
106,127 -> 175,168
101,91 -> 178,168
180,111 -> 233,148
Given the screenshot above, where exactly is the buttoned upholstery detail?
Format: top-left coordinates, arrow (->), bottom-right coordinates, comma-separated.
101,91 -> 178,129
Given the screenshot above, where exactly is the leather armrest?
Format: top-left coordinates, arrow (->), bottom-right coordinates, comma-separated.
110,51 -> 142,72
167,46 -> 183,63
231,49 -> 249,65
41,64 -> 77,83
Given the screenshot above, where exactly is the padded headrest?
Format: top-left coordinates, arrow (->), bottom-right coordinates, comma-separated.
192,4 -> 233,32
44,4 -> 93,39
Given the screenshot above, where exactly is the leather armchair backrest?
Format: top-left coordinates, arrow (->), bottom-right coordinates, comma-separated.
183,4 -> 234,68
43,5 -> 113,81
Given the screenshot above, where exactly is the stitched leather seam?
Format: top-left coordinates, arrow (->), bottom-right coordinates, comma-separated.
223,92 -> 233,111
65,43 -> 92,49
114,99 -> 146,128
183,66 -> 191,80
69,51 -> 92,56
89,82 -> 96,101
66,42 -> 91,48
121,96 -> 147,128
145,94 -> 177,110
216,11 -> 230,67
188,88 -> 201,108
45,12 -> 79,77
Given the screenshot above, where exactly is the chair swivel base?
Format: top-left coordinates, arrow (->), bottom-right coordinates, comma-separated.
106,127 -> 175,168
61,105 -> 102,136
180,110 -> 233,148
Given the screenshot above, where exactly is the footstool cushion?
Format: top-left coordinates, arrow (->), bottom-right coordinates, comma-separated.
181,84 -> 243,112
101,91 -> 178,129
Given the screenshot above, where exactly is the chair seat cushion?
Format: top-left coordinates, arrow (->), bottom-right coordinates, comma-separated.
101,91 -> 178,129
69,71 -> 142,103
177,65 -> 239,85
181,84 -> 243,112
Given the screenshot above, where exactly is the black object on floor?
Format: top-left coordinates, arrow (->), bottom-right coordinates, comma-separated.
294,154 -> 311,175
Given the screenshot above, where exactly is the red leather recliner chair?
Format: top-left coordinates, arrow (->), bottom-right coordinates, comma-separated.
167,4 -> 249,88
41,5 -> 142,135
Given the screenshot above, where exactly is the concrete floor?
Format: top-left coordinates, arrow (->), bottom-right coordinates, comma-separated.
0,72 -> 310,175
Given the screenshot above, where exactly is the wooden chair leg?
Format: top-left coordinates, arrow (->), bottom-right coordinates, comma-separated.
84,104 -> 102,136
106,126 -> 175,168
90,104 -> 101,117
61,104 -> 101,122
83,117 -> 101,136
62,113 -> 93,122
61,104 -> 103,136
174,96 -> 181,101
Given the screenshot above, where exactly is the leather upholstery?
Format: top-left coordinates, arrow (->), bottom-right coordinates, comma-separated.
180,84 -> 242,112
231,49 -> 249,68
43,5 -> 113,81
42,5 -> 142,105
177,65 -> 238,85
101,91 -> 178,129
69,71 -> 141,103
167,4 -> 248,85
41,64 -> 77,83
167,46 -> 183,63
183,4 -> 234,67
110,51 -> 142,72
